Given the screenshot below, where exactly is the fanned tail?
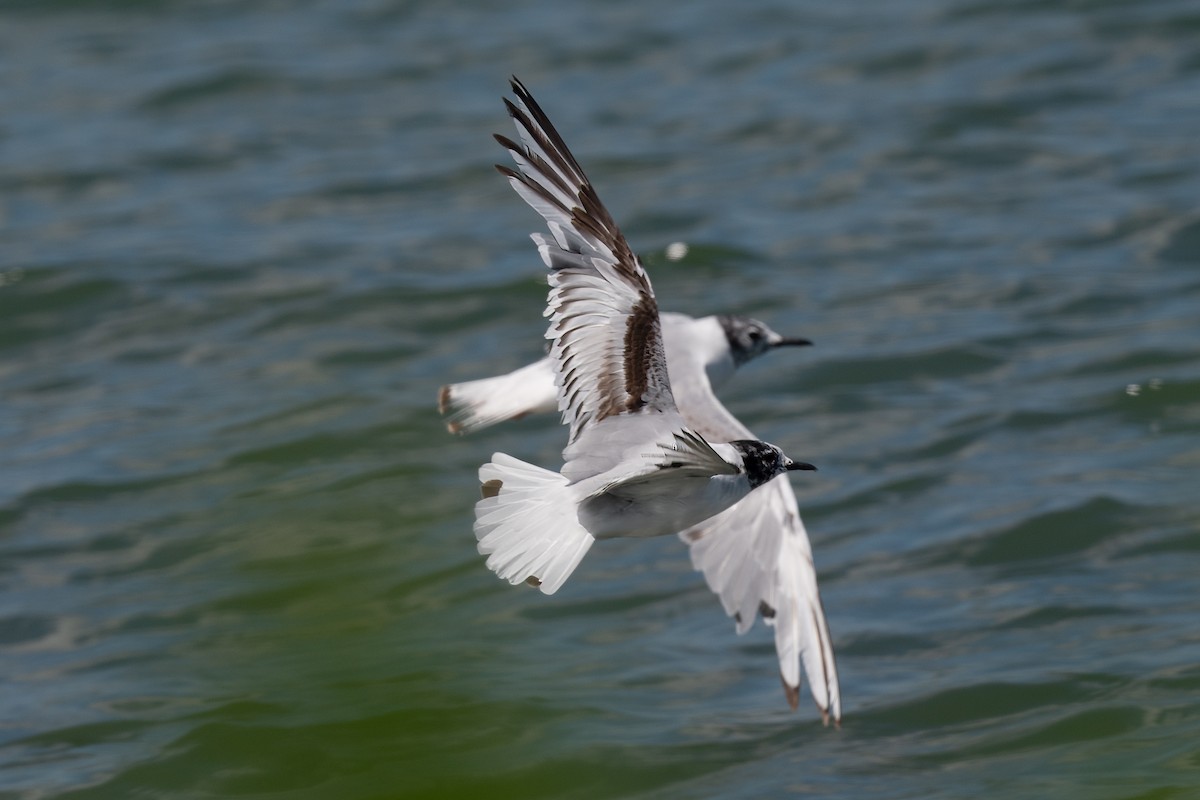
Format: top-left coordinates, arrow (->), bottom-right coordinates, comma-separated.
439,359 -> 558,434
475,453 -> 593,595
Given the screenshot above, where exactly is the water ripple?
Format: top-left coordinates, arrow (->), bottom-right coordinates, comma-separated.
3,0 -> 1200,798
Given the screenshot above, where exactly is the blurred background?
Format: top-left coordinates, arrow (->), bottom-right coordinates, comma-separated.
2,0 -> 1199,798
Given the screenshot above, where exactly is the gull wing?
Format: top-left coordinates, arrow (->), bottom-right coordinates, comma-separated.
595,429 -> 739,496
495,77 -> 676,446
682,477 -> 840,722
654,429 -> 740,476
675,388 -> 841,721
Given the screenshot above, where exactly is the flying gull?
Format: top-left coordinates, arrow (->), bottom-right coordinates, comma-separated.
440,312 -> 811,434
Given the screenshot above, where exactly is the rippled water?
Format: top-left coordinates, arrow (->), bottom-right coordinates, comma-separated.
3,1 -> 1200,798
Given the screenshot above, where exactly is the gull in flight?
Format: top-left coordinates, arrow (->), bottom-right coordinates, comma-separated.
442,316 -> 838,720
439,312 -> 811,435
465,77 -> 839,722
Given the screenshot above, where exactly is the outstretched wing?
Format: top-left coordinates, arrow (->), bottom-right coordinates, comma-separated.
673,376 -> 840,721
682,477 -> 840,722
495,77 -> 676,445
596,429 -> 740,496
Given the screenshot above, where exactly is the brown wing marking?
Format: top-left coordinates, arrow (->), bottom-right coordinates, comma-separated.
587,290 -> 661,423
621,292 -> 659,414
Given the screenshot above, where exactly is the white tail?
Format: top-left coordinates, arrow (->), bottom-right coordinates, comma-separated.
474,453 -> 594,595
438,359 -> 557,434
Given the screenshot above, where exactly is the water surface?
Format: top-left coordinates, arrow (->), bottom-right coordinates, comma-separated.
2,1 -> 1199,798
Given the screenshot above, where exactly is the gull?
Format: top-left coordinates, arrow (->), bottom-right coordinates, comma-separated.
444,313 -> 840,720
443,318 -> 839,721
439,312 -> 811,434
469,77 -> 838,722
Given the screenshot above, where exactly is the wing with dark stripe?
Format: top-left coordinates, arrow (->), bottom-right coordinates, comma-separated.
495,76 -> 676,443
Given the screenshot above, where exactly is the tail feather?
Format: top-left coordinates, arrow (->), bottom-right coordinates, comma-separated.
475,453 -> 593,595
439,359 -> 557,434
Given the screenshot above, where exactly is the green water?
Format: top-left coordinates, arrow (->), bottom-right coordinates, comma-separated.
3,1 -> 1200,798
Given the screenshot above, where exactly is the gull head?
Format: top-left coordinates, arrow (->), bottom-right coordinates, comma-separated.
730,439 -> 817,489
718,315 -> 812,366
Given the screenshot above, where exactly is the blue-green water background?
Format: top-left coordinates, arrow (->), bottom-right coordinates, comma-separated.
3,1 -> 1200,797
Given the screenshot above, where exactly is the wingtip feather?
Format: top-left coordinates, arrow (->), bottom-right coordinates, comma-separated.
781,674 -> 800,711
